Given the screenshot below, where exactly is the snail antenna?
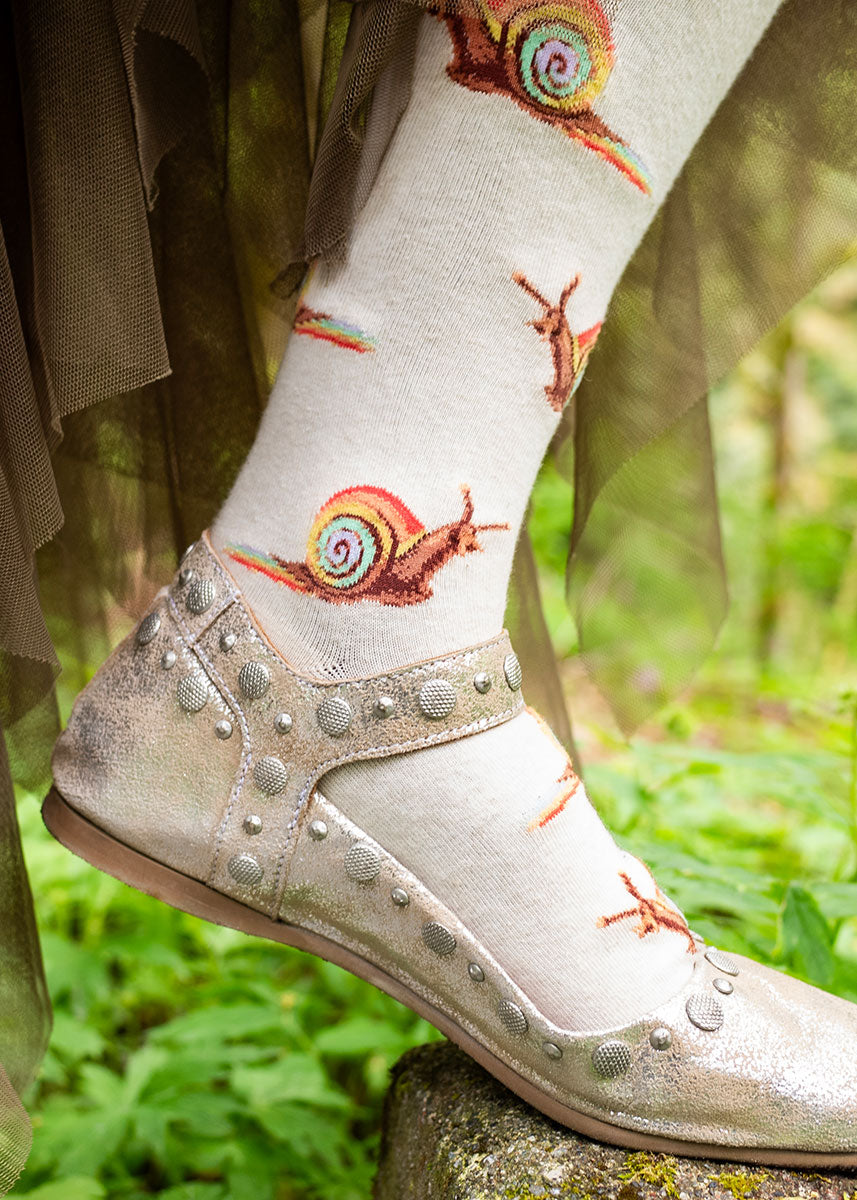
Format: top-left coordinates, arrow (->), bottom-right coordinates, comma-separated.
513,272 -> 551,312
459,483 -> 508,534
459,483 -> 474,523
559,274 -> 581,312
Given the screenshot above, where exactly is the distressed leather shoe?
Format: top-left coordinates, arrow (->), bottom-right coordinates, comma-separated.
44,535 -> 857,1167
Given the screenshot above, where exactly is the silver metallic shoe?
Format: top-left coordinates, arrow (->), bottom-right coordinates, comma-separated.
44,535 -> 857,1167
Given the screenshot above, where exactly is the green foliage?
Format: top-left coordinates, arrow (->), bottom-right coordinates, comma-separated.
12,800 -> 439,1199
18,1180 -> 105,1200
11,260 -> 857,1197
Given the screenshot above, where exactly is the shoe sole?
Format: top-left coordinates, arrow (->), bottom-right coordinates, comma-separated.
42,786 -> 857,1171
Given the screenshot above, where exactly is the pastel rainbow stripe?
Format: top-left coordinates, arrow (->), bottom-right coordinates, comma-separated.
570,321 -> 602,399
577,321 -> 602,358
573,129 -> 652,194
294,314 -> 376,354
225,544 -> 307,592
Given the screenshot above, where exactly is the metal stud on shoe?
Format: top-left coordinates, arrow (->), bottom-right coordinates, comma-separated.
592,1041 -> 632,1077
473,672 -> 492,694
228,854 -> 263,887
503,652 -> 522,691
498,1000 -> 528,1036
220,631 -> 237,652
274,712 -> 293,734
374,696 -> 395,718
309,820 -> 328,841
253,756 -> 287,794
422,922 -> 457,956
650,1027 -> 673,1050
391,887 -> 409,907
713,978 -> 734,995
186,579 -> 215,615
418,680 -> 457,720
318,696 -> 353,737
705,948 -> 740,976
161,650 -> 177,670
177,674 -> 209,712
238,661 -> 270,699
179,567 -> 195,586
542,1041 -> 563,1060
214,719 -> 233,740
344,842 -> 380,882
136,612 -> 161,645
686,994 -> 724,1031
468,962 -> 485,982
243,815 -> 263,835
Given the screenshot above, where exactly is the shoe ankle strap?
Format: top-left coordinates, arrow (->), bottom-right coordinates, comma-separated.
168,535 -> 525,916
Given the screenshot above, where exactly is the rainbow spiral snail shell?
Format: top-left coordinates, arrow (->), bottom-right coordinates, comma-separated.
500,0 -> 615,113
225,485 -> 509,608
443,0 -> 651,193
306,486 -> 423,596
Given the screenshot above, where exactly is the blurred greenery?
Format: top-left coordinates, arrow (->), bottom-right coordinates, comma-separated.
11,259 -> 857,1198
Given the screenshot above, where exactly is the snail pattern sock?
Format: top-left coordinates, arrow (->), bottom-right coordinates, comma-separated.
214,4 -> 781,683
212,1 -> 781,1029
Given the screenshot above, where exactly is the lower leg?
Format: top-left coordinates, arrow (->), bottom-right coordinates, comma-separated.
213,0 -> 781,1028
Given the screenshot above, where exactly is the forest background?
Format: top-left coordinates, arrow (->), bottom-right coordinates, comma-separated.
8,258 -> 857,1200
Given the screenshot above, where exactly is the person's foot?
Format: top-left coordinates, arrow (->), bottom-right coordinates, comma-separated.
44,537 -> 857,1166
215,477 -> 696,1032
219,480 -> 697,1032
317,703 -> 698,1032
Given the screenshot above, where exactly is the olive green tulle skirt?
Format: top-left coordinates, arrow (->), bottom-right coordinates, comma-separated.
3,0 -> 857,1169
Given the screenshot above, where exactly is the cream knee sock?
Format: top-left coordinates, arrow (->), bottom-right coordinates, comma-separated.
212,0 -> 781,1029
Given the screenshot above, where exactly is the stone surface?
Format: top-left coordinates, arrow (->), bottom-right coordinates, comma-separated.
374,1042 -> 856,1200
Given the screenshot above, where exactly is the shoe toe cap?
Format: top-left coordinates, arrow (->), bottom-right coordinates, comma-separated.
619,952 -> 857,1153
730,955 -> 857,1141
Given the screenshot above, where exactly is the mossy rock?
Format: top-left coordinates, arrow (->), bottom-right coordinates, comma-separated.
374,1043 -> 855,1200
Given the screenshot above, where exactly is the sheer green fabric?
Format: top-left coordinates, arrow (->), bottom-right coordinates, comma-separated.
0,734 -> 40,1192
1,0 -> 857,1150
564,0 -> 857,729
0,0 -> 313,1156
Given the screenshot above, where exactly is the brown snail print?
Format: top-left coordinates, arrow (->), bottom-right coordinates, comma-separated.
514,272 -> 601,411
528,762 -> 582,831
597,870 -> 696,953
439,0 -> 652,193
225,485 -> 509,607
